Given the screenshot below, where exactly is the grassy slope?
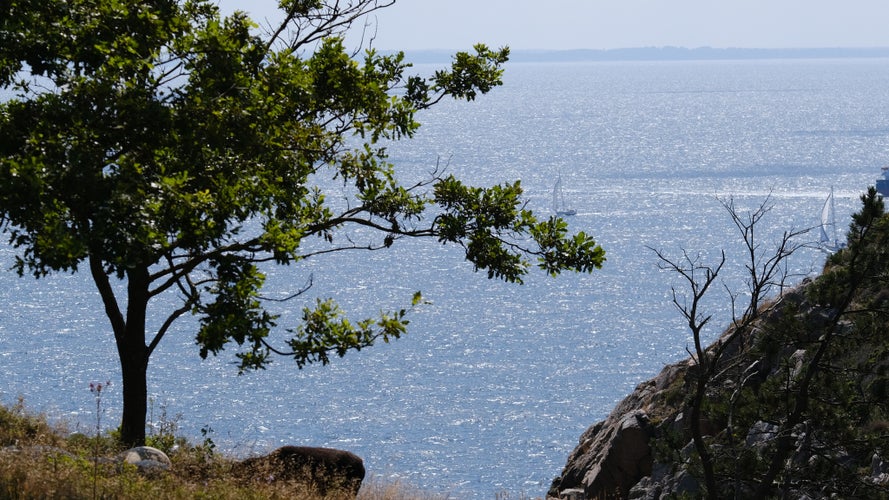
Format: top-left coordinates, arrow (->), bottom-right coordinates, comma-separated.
0,398 -> 446,499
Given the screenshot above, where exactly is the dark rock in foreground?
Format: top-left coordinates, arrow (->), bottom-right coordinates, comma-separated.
234,445 -> 365,497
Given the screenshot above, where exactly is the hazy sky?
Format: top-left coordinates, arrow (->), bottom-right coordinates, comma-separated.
218,0 -> 889,51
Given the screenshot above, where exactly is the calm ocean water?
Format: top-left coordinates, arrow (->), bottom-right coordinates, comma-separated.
3,58 -> 889,498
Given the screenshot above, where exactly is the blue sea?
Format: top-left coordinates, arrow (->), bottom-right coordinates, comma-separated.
3,58 -> 889,498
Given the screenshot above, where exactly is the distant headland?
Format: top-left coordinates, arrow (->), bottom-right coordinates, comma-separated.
398,47 -> 889,64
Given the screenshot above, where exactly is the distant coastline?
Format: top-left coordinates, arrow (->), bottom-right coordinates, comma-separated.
398,47 -> 889,64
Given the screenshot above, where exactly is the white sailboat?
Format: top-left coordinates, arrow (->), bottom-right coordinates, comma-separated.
553,173 -> 577,216
818,187 -> 845,254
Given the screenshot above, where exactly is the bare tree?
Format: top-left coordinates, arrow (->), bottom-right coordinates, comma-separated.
652,194 -> 810,499
650,247 -> 725,498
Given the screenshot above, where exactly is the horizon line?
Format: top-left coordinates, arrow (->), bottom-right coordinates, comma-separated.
387,46 -> 889,63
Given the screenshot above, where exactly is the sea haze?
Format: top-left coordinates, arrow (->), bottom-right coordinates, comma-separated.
2,58 -> 889,498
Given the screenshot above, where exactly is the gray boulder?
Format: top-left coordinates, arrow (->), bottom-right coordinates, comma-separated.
119,446 -> 171,476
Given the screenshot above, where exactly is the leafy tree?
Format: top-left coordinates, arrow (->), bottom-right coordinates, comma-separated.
751,187 -> 888,498
0,0 -> 605,446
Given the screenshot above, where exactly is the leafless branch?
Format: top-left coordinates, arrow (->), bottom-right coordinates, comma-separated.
259,274 -> 314,302
263,0 -> 396,55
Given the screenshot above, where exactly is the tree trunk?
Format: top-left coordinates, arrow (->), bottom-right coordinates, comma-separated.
116,265 -> 151,447
90,255 -> 154,447
118,334 -> 148,446
689,359 -> 718,500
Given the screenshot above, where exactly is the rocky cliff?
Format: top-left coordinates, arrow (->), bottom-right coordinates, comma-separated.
549,193 -> 889,500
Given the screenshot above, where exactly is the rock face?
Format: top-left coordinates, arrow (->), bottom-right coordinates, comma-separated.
548,278 -> 889,500
548,360 -> 689,500
235,445 -> 365,496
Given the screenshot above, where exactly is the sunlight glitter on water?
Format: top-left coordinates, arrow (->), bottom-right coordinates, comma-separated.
3,58 -> 889,498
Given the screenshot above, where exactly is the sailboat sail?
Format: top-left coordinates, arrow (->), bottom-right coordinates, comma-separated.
553,175 -> 562,212
819,190 -> 833,243
819,187 -> 845,254
553,173 -> 576,216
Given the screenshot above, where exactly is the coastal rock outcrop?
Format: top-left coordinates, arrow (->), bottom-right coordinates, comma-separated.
548,359 -> 689,499
548,276 -> 889,499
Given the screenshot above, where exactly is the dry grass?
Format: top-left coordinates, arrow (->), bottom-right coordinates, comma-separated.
0,398 -> 450,499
